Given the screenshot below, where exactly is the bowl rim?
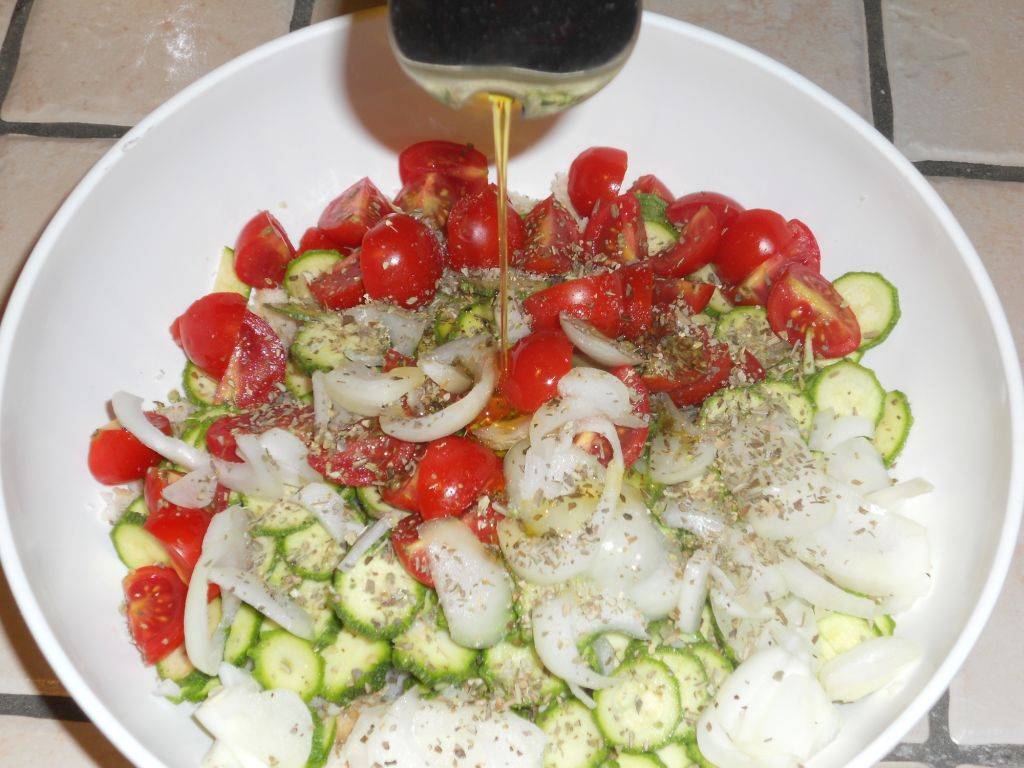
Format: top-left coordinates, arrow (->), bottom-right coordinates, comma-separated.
0,9 -> 1021,768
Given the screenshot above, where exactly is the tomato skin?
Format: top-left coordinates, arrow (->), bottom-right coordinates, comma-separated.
516,196 -> 580,275
175,292 -> 248,379
394,172 -> 460,230
667,191 -> 744,232
215,311 -> 287,409
360,214 -> 443,308
123,566 -> 187,665
206,403 -> 313,463
381,468 -> 420,512
88,412 -> 171,485
576,366 -> 650,468
445,185 -> 526,270
642,328 -> 734,406
499,329 -> 574,413
382,349 -> 416,372
715,209 -> 792,286
653,278 -> 715,314
523,271 -> 625,338
460,502 -> 505,545
568,146 -> 628,217
234,211 -> 295,289
309,253 -> 364,310
741,350 -> 766,383
143,468 -> 215,582
648,206 -> 720,278
583,194 -> 648,265
417,437 -> 503,520
307,429 -> 422,486
620,264 -> 653,341
766,264 -> 861,358
629,174 -> 673,201
390,512 -> 434,587
730,219 -> 822,306
297,227 -> 342,256
399,140 -> 489,196
317,178 -> 391,249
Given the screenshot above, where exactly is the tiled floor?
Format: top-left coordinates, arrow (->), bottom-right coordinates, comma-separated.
0,1 -> 1021,767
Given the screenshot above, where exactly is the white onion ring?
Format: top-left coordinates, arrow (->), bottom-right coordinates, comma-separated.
418,334 -> 492,394
677,549 -> 712,634
208,566 -> 314,641
818,636 -> 921,703
865,477 -> 934,509
162,468 -> 217,509
826,436 -> 890,494
471,414 -> 531,452
778,558 -> 881,619
659,502 -> 726,538
111,391 -> 210,471
338,510 -> 406,572
649,419 -> 717,485
559,313 -> 643,366
497,517 -> 598,585
294,482 -> 365,544
809,410 -> 875,453
322,362 -> 425,416
344,303 -> 426,357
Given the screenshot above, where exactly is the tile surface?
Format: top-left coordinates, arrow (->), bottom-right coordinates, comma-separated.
2,0 -> 292,125
0,715 -> 130,767
884,0 -> 1024,165
0,135 -> 115,311
0,0 -> 16,44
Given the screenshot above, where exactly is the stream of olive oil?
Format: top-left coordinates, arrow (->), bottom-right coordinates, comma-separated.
489,93 -> 513,374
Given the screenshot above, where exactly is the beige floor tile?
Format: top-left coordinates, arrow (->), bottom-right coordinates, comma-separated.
876,763 -> 930,768
0,135 -> 114,312
644,0 -> 873,120
0,568 -> 65,695
311,0 -> 384,24
904,715 -> 930,744
2,0 -> 292,125
884,1 -> 1024,165
0,716 -> 130,767
0,0 -> 17,42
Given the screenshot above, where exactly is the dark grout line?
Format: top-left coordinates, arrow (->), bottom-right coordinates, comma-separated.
0,693 -> 89,722
0,0 -> 35,113
290,0 -> 316,31
916,160 -> 1024,184
0,120 -> 130,138
862,0 -> 895,142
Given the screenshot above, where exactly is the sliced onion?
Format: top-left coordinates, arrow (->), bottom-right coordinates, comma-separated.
208,566 -> 314,641
591,484 -> 667,593
748,471 -> 838,541
809,410 -> 875,453
344,303 -> 426,357
503,294 -> 532,345
578,417 -> 625,521
778,558 -> 881,619
254,428 -> 321,486
162,468 -> 217,509
505,430 -> 603,507
310,370 -> 331,428
497,517 -> 598,585
471,414 -> 530,452
559,313 -> 643,366
659,502 -> 726,538
294,482 -> 365,544
818,636 -> 921,703
677,549 -> 712,634
338,510 -> 406,572
251,288 -> 298,348
418,334 -> 492,394
826,436 -> 890,494
322,361 -> 425,416
217,662 -> 260,693
380,356 -> 497,442
420,518 -> 514,649
214,428 -> 321,499
865,477 -> 934,509
111,391 -> 209,471
628,552 -> 684,620
649,420 -> 716,485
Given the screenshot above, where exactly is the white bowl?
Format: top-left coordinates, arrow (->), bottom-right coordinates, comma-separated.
0,9 -> 1020,768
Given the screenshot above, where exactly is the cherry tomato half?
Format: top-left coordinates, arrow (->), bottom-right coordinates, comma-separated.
309,253 -> 364,311
575,366 -> 650,468
417,437 -> 503,520
653,278 -> 715,315
88,412 -> 172,485
399,140 -> 489,196
123,565 -> 187,664
620,264 -> 654,341
143,468 -> 215,582
360,214 -> 443,309
568,146 -> 628,217
766,264 -> 861,358
307,426 -> 421,486
175,292 -> 248,379
642,327 -> 734,406
730,218 -> 822,306
394,172 -> 460,230
317,178 -> 391,249
234,211 -> 295,289
523,271 -> 625,338
446,185 -> 526,271
583,194 -> 648,265
390,512 -> 434,587
648,206 -> 720,278
297,227 -> 341,256
381,467 -> 420,512
667,191 -> 744,232
460,502 -> 505,546
500,329 -> 574,413
516,196 -> 580,275
206,403 -> 314,463
715,208 -> 792,286
215,311 -> 287,409
629,174 -> 674,202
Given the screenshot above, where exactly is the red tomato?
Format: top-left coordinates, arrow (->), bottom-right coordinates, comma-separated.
523,272 -> 625,338
206,403 -> 314,463
309,254 -> 364,310
360,214 -> 443,308
123,566 -> 187,664
648,206 -> 720,278
381,468 -> 420,512
653,278 -> 715,314
576,366 -> 650,468
629,174 -> 673,201
620,264 -> 653,341
394,172 -> 460,230
766,265 -> 861,358
445,185 -> 526,270
234,211 -> 295,289
175,293 -> 247,379
317,178 -> 391,249
568,146 -> 628,217
417,437 -> 503,520
583,194 -> 648,265
143,468 -> 215,581
499,329 -> 574,413
667,191 -> 744,231
307,427 -> 422,486
460,502 -> 505,545
382,349 -> 416,372
731,219 -> 822,306
715,209 -> 792,285
215,311 -> 287,409
741,351 -> 766,383
88,412 -> 171,485
516,196 -> 580,275
642,328 -> 734,406
297,227 -> 341,256
469,393 -> 517,430
399,140 -> 489,196
390,512 -> 433,586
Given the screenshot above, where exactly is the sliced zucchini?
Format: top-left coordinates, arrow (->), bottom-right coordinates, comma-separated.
306,708 -> 337,768
251,630 -> 324,701
122,495 -> 149,522
110,519 -> 172,569
815,611 -> 877,662
332,544 -> 426,639
758,379 -> 815,435
651,648 -> 709,740
182,362 -> 219,407
433,302 -> 461,344
284,250 -> 343,299
699,386 -> 764,424
481,640 -> 566,707
612,755 -> 668,768
594,657 -> 681,752
453,301 -> 492,338
295,579 -> 342,648
874,390 -> 912,466
250,500 -> 315,537
655,742 -> 696,768
318,628 -> 391,704
539,698 -> 609,768
355,485 -> 403,520
279,523 -> 344,581
267,301 -> 329,323
252,534 -> 279,581
583,631 -> 637,675
833,271 -> 900,350
874,614 -> 897,636
393,613 -> 479,687
290,315 -> 388,374
214,246 -> 251,299
636,192 -> 671,225
285,360 -> 313,403
645,220 -> 678,255
266,557 -> 302,592
809,360 -> 885,423
156,647 -> 217,703
156,646 -> 197,683
224,603 -> 262,666
684,740 -> 716,768
688,643 -> 732,693
714,305 -> 791,369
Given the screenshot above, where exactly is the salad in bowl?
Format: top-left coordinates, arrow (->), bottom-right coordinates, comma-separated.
86,140 -> 930,768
